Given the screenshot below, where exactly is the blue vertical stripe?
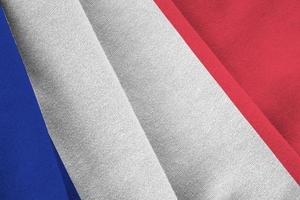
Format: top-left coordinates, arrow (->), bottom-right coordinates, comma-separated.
0,7 -> 79,200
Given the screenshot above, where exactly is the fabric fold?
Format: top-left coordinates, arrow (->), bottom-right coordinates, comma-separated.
154,0 -> 300,185
79,0 -> 300,199
3,0 -> 300,199
170,0 -> 300,156
2,0 -> 177,199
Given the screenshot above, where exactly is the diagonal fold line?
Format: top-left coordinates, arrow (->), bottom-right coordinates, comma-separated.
78,0 -> 300,199
2,0 -> 177,199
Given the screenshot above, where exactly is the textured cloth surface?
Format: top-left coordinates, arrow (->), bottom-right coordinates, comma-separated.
2,0 -> 300,199
155,0 -> 300,185
0,7 -> 70,200
172,0 -> 300,155
79,1 -> 300,199
2,1 -> 176,200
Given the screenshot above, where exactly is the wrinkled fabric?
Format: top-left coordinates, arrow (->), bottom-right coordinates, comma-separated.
2,1 -> 176,199
1,0 -> 300,199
